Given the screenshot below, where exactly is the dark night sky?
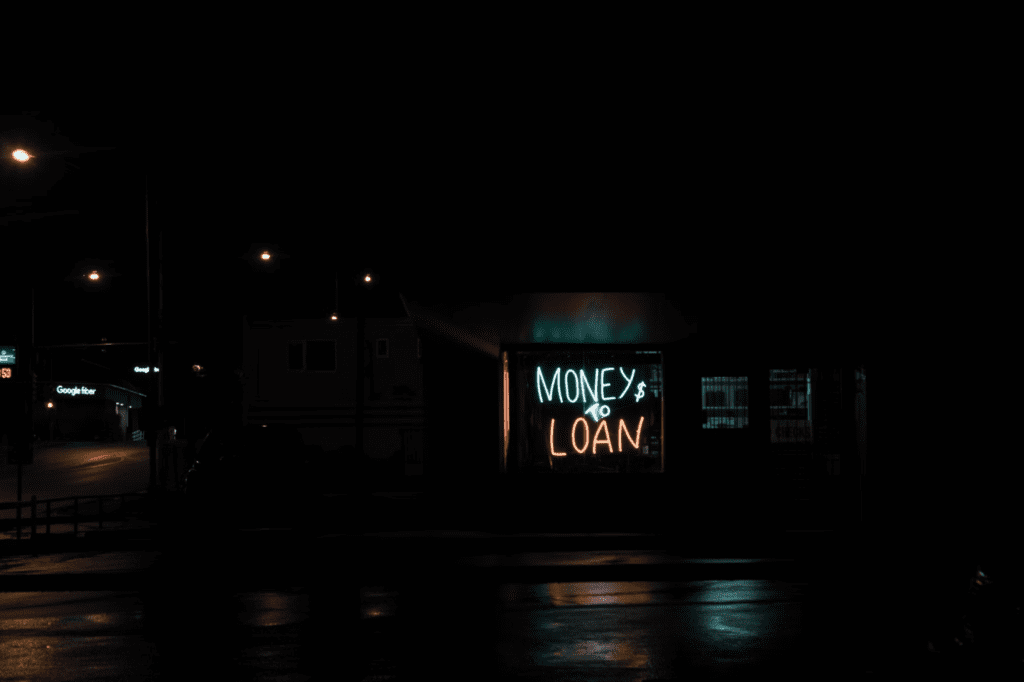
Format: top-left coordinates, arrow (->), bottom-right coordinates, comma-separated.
1,103 -> 996,384
4,107 -> 775,346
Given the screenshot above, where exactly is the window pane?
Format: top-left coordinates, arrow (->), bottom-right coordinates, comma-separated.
702,376 -> 749,429
770,368 -> 812,443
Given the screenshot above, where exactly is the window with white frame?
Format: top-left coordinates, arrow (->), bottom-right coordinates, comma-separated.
702,376 -> 749,428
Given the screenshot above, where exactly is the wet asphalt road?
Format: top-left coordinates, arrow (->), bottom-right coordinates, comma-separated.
1,542 -> 996,681
2,444 -> 1018,679
0,577 -> 858,681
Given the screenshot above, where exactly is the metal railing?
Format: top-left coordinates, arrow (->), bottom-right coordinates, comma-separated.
0,493 -> 148,540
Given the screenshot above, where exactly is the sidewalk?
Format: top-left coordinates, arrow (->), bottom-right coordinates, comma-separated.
0,524 -> 858,595
0,486 -> 868,589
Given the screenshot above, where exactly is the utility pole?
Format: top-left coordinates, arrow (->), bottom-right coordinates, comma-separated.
355,285 -> 365,463
146,173 -> 163,492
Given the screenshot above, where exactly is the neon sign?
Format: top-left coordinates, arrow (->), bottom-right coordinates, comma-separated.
55,385 -> 97,396
549,416 -> 645,456
519,351 -> 663,472
536,366 -> 642,405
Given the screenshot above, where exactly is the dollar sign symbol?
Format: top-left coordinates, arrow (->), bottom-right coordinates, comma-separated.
634,381 -> 646,402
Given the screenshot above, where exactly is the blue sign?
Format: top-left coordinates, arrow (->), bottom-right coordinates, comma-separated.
0,347 -> 15,365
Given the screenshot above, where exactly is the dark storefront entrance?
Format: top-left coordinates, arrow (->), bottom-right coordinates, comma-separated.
505,347 -> 665,474
407,294 -> 869,535
35,382 -> 146,443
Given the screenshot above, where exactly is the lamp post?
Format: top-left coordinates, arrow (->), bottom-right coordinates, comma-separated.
145,173 -> 163,493
355,270 -> 375,470
13,145 -> 163,492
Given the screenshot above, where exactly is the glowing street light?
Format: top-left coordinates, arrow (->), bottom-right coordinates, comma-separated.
13,137 -> 165,493
261,251 -> 271,261
364,274 -> 372,283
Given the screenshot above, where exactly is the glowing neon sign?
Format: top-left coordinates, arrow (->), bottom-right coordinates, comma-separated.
523,352 -> 663,471
55,385 -> 97,396
549,416 -> 645,456
536,366 -> 639,405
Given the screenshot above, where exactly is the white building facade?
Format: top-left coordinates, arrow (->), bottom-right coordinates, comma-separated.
241,316 -> 425,473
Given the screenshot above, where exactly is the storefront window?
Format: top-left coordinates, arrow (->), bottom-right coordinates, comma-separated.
701,376 -> 749,428
770,368 -> 812,443
515,350 -> 663,473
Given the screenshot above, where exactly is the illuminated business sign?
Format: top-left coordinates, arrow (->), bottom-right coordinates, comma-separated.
55,385 -> 97,396
133,366 -> 160,373
0,347 -> 15,365
517,350 -> 663,473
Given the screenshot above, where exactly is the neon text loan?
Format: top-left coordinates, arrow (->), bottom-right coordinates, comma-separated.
548,416 -> 644,456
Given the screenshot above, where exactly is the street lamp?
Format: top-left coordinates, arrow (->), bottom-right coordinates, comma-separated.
12,143 -> 164,493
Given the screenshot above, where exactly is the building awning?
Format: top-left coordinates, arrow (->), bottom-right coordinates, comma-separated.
40,382 -> 146,408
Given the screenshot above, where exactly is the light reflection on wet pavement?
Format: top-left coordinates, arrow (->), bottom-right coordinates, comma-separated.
1,579 -> 846,681
7,537 -> 996,680
0,589 -> 315,681
365,578 -> 842,680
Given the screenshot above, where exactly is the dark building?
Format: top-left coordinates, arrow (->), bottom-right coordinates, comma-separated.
403,293 -> 872,534
33,381 -> 145,442
241,315 -> 425,474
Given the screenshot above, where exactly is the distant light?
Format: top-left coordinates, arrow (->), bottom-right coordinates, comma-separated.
261,251 -> 271,261
192,364 -> 203,373
47,401 -> 54,408
12,149 -> 31,162
89,271 -> 100,280
364,274 -> 372,283
330,314 -> 338,321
